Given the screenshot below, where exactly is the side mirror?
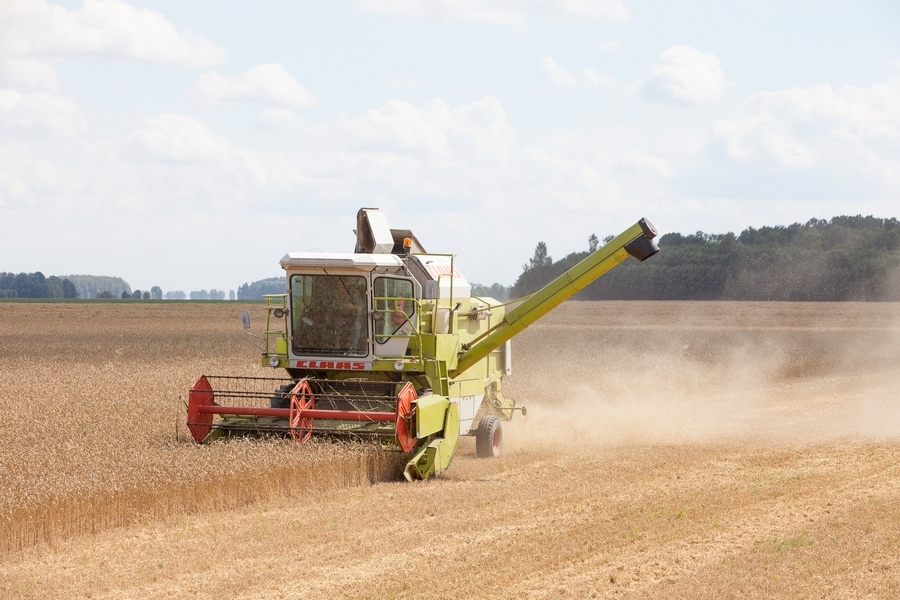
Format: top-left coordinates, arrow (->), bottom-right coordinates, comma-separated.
241,310 -> 250,329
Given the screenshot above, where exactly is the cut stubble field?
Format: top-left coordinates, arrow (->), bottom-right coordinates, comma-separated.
2,300 -> 900,599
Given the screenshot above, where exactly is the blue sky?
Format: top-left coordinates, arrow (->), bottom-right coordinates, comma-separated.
2,0 -> 899,293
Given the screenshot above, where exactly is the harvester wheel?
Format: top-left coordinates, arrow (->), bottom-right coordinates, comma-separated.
475,416 -> 502,459
270,383 -> 294,409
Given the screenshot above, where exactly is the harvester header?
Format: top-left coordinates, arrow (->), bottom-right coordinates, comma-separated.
188,208 -> 659,480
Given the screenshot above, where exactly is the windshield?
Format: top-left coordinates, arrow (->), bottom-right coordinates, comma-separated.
373,277 -> 415,344
290,274 -> 368,357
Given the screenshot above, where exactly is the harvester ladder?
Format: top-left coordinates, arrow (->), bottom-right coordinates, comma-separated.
262,294 -> 288,357
425,359 -> 449,397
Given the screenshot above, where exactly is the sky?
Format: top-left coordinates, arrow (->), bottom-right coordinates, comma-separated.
1,0 -> 899,294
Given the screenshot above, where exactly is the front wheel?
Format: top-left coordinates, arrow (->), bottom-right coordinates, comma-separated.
270,383 -> 294,409
475,416 -> 502,459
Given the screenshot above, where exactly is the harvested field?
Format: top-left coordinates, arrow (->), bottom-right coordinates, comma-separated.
2,300 -> 900,598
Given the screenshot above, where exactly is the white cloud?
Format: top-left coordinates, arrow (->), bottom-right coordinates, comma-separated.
713,80 -> 900,180
712,111 -> 818,170
600,40 -> 622,53
256,108 -> 297,130
521,145 -> 625,211
486,125 -> 707,224
583,67 -> 614,91
620,150 -> 674,178
44,96 -> 519,219
0,95 -> 522,235
0,0 -> 226,67
188,64 -> 316,109
0,58 -> 57,91
355,0 -> 632,26
541,57 -> 616,94
647,44 -> 726,105
540,56 -> 579,89
0,87 -> 86,136
335,96 -> 515,161
126,113 -> 233,162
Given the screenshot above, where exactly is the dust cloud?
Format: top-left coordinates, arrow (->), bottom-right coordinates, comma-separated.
502,301 -> 900,452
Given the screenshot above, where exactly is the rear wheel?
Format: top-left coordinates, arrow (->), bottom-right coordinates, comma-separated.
475,416 -> 502,459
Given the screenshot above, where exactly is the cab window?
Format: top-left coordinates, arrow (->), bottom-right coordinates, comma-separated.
290,274 -> 368,357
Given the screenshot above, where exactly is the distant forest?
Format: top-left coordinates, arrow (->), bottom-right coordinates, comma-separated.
65,275 -> 132,299
0,272 -> 78,299
511,215 -> 900,301
237,277 -> 284,299
1,273 -> 226,300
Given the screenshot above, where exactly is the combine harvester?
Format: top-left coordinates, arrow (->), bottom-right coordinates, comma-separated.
188,209 -> 659,480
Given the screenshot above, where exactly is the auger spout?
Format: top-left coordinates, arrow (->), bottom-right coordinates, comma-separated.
450,218 -> 659,377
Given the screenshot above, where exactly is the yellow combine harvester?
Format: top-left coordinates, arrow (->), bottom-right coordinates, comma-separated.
188,208 -> 659,480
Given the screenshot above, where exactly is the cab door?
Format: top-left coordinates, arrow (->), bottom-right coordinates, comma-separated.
372,276 -> 417,358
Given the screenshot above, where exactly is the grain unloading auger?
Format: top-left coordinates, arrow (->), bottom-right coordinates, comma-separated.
188,209 -> 659,480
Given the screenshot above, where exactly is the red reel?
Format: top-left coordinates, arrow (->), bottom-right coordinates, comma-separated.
289,379 -> 315,443
395,382 -> 418,453
187,375 -> 215,442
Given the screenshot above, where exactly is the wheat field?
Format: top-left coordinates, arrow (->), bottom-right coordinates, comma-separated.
2,300 -> 900,599
0,302 -> 402,554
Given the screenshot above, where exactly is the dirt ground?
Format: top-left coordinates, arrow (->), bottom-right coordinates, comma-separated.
2,300 -> 900,599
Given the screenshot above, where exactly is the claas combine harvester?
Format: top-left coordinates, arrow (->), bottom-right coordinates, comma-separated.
188,208 -> 659,480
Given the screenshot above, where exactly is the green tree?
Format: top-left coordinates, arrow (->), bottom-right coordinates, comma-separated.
526,242 -> 552,270
510,242 -> 563,299
61,278 -> 78,298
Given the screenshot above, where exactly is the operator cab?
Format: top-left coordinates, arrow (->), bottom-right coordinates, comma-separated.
279,208 -> 471,370
279,253 -> 419,366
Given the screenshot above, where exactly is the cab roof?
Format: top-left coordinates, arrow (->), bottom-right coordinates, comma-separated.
280,253 -> 405,270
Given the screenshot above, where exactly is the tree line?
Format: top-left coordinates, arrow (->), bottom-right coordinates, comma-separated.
0,272 -> 78,299
510,215 -> 900,301
471,282 -> 511,301
65,275 -> 132,299
0,273 -> 234,300
237,277 -> 284,299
